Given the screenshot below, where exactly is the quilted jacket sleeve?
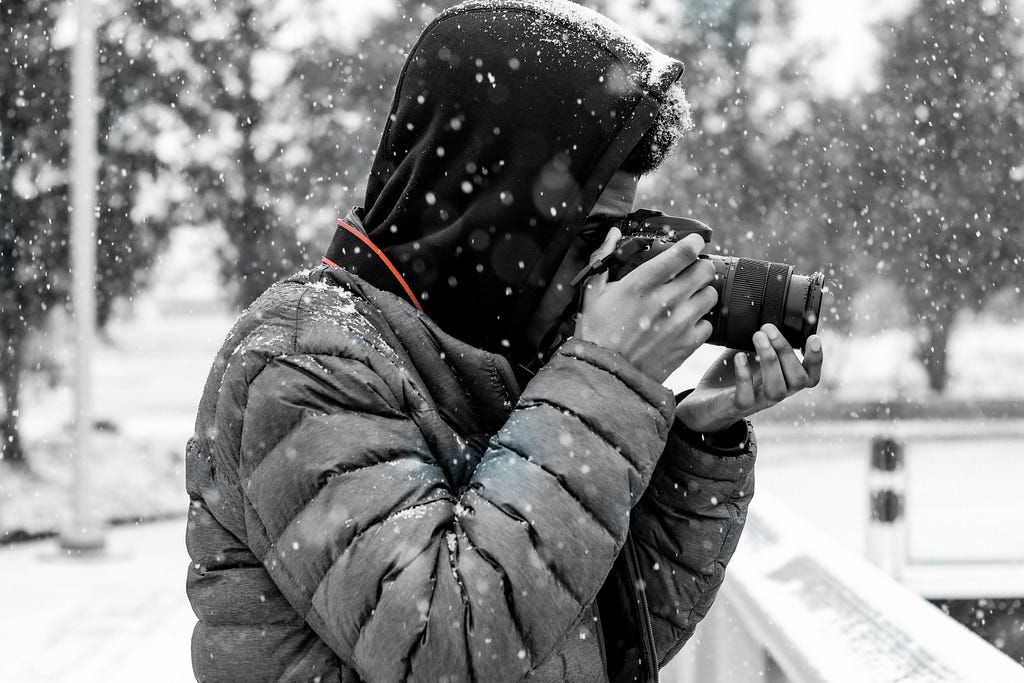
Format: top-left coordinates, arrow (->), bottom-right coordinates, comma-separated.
628,417 -> 756,666
238,338 -> 675,682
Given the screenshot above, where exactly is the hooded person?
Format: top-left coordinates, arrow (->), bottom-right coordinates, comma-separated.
185,1 -> 823,681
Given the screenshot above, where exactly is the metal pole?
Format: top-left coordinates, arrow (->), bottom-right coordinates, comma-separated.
60,0 -> 105,553
866,436 -> 905,578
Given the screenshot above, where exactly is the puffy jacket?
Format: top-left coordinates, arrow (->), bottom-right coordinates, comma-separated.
186,266 -> 756,682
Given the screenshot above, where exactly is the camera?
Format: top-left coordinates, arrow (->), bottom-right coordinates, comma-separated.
571,209 -> 824,352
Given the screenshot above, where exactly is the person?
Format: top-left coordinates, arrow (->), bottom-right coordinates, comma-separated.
185,1 -> 823,681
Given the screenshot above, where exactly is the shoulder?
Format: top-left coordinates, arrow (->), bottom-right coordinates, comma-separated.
224,268 -> 396,363
197,270 -> 401,418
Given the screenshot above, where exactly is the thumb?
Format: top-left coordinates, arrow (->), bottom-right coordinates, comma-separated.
584,226 -> 622,292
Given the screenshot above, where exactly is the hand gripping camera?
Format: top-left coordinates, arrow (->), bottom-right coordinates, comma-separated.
570,209 -> 825,352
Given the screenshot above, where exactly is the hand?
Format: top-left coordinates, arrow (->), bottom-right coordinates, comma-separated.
575,227 -> 718,384
676,324 -> 824,433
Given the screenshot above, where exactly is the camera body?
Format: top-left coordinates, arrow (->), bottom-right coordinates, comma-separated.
573,209 -> 824,352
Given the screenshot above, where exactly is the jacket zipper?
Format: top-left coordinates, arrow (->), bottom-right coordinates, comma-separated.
625,534 -> 659,682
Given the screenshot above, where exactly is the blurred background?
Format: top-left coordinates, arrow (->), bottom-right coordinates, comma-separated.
1,0 -> 1022,681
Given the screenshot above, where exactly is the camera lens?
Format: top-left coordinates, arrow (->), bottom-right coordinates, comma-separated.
703,255 -> 824,351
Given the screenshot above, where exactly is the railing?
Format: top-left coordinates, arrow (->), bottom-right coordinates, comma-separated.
661,494 -> 1024,683
864,430 -> 1024,600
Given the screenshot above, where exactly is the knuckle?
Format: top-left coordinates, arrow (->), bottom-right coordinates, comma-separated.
658,289 -> 678,308
698,258 -> 717,281
676,235 -> 703,262
775,336 -> 795,352
621,278 -> 642,295
677,246 -> 699,263
676,300 -> 703,323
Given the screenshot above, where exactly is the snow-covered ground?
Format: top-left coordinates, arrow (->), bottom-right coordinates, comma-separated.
0,520 -> 194,683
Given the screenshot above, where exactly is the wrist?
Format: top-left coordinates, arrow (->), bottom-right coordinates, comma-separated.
674,396 -> 742,434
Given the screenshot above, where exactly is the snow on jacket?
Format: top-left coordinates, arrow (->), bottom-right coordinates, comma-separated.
186,266 -> 755,682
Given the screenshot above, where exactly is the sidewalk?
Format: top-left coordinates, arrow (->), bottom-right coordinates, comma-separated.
0,519 -> 195,683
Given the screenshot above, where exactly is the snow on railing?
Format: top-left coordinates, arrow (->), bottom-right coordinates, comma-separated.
663,494 -> 1024,683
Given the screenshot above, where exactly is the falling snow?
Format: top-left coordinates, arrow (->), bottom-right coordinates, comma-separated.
3,0 -> 1023,678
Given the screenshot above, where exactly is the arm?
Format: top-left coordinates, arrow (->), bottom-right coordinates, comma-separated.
635,323 -> 822,665
240,340 -> 675,682
629,417 -> 756,665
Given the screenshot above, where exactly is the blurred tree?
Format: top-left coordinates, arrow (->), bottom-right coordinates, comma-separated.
861,0 -> 1024,391
0,0 -> 68,465
149,0 -> 304,308
95,3 -> 183,326
609,0 -> 1024,394
623,0 -> 772,243
613,0 -> 864,328
156,0 -> 443,308
0,0 -> 175,464
264,0 -> 444,270
163,0 -> 856,319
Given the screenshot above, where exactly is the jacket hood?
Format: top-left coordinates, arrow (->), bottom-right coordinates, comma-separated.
327,0 -> 686,363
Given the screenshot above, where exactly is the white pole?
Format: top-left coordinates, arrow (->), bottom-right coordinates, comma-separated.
866,436 -> 905,578
60,0 -> 105,553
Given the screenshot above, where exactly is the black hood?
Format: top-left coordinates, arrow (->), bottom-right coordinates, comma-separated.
327,0 -> 685,364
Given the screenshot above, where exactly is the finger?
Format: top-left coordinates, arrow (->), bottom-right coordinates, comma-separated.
692,282 -> 719,316
803,335 -> 824,387
625,233 -> 707,288
677,257 -> 718,294
585,226 -> 621,291
657,260 -> 718,314
686,318 -> 714,347
667,318 -> 712,361
733,351 -> 757,409
589,225 -> 622,262
753,330 -> 787,400
666,283 -> 717,328
763,324 -> 809,390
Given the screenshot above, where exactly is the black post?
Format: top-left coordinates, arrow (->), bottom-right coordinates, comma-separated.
867,436 -> 905,577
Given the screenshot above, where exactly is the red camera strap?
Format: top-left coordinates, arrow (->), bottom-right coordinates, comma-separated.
322,220 -> 424,312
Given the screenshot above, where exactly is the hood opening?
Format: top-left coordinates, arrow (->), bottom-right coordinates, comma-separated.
327,0 -> 686,363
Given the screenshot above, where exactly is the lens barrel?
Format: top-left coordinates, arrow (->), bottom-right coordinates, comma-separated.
703,255 -> 823,351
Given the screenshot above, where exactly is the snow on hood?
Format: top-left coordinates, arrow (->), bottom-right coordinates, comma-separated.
444,0 -> 683,92
330,0 -> 686,365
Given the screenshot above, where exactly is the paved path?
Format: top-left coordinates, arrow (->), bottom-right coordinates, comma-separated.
0,519 -> 194,683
